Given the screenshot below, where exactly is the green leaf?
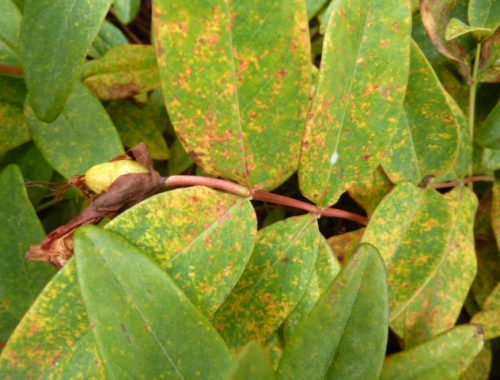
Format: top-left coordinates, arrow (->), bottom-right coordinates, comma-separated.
491,182 -> 500,250
106,100 -> 170,160
380,325 -> 484,380
107,186 -> 257,317
27,82 -> 123,179
445,18 -> 493,41
0,165 -> 55,343
461,343 -> 492,380
283,237 -> 341,340
327,228 -> 365,266
348,166 -> 393,216
298,0 -> 411,207
88,20 -> 128,59
113,0 -> 140,24
476,101 -> 500,150
420,0 -> 470,80
83,44 -> 160,101
1,142 -> 54,207
382,40 -> 460,184
483,282 -> 500,310
228,341 -> 274,380
154,0 -> 312,190
0,260 -> 102,378
214,215 -> 319,349
168,138 -> 194,175
478,31 -> 499,83
394,186 -> 478,346
0,0 -> 22,54
306,0 -> 330,20
0,39 -> 21,66
75,225 -> 233,379
277,244 -> 388,380
21,0 -> 112,121
362,182 -> 452,319
468,0 -> 500,29
0,76 -> 29,155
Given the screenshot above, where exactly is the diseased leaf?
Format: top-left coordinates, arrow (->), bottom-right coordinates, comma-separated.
154,0 -> 312,190
382,40 -> 460,184
88,20 -> 128,59
362,182 -> 452,319
0,0 -> 22,54
106,100 -> 170,160
472,240 -> 500,307
0,76 -> 29,155
75,226 -> 233,379
113,0 -> 140,24
21,0 -> 113,121
420,0 -> 470,80
348,166 -> 392,216
83,44 -> 160,101
380,325 -> 484,380
0,165 -> 55,343
327,228 -> 365,266
27,83 -> 123,179
394,186 -> 478,346
477,101 -> 500,150
228,342 -> 274,380
214,215 -> 319,349
478,29 -> 500,83
483,282 -> 500,310
283,237 -> 341,340
0,260 -> 104,379
277,244 -> 388,380
298,0 -> 411,207
471,281 -> 500,340
468,0 -> 500,29
107,186 -> 257,317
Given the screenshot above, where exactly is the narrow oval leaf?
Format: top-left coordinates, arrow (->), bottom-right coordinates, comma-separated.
88,20 -> 128,59
0,165 -> 55,342
277,244 -> 388,380
362,182 -> 452,319
0,0 -> 22,53
113,0 -> 140,24
445,18 -> 493,41
83,44 -> 160,101
107,186 -> 257,317
0,260 -> 104,379
396,186 -> 478,346
382,40 -> 460,184
478,31 -> 500,83
27,83 -> 124,178
283,237 -> 341,340
154,0 -> 312,190
213,215 -> 319,349
106,100 -> 170,160
75,225 -> 233,379
476,101 -> 500,150
420,0 -> 470,80
21,0 -> 113,121
228,341 -> 274,380
468,0 -> 500,29
298,0 -> 411,207
461,343 -> 492,380
380,325 -> 484,380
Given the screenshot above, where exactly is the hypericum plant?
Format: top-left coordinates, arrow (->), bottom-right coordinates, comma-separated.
0,0 -> 499,379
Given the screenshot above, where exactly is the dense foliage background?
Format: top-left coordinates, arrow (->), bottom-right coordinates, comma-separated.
0,0 -> 499,378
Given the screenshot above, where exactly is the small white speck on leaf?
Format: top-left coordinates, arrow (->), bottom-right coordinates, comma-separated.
330,151 -> 339,165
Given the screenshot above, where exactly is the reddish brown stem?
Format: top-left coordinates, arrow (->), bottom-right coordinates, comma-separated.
163,176 -> 369,225
0,64 -> 23,76
430,176 -> 495,189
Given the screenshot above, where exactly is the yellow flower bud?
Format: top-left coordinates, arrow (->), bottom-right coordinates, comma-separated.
85,160 -> 149,194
